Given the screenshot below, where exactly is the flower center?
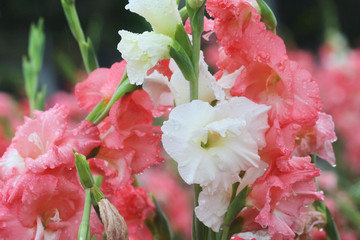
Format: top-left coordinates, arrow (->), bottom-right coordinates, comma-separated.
201,131 -> 223,149
42,208 -> 61,228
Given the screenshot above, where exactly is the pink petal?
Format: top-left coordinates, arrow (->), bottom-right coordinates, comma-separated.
75,67 -> 110,112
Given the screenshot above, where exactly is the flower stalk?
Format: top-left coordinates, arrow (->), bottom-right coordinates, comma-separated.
61,0 -> 99,73
22,18 -> 46,116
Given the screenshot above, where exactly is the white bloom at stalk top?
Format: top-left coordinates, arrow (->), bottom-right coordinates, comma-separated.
125,0 -> 181,38
117,30 -> 173,85
161,97 -> 271,192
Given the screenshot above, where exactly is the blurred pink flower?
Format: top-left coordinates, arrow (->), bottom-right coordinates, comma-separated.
139,169 -> 193,237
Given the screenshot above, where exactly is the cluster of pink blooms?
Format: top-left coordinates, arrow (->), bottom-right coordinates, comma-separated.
200,1 -> 336,239
0,0 -> 340,239
291,39 -> 360,172
0,63 -> 163,238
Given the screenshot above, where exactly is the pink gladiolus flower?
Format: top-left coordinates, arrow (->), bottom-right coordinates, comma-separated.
0,172 -> 103,239
0,104 -> 101,181
293,112 -> 337,165
89,90 -> 162,194
247,156 -> 323,239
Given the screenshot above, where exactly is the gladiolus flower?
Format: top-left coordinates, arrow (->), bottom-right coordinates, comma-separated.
118,31 -> 173,85
162,97 -> 270,192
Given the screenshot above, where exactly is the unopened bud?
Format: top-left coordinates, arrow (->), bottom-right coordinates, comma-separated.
187,0 -> 205,9
99,199 -> 128,240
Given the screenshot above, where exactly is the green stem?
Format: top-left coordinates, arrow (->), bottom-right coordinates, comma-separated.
187,1 -> 205,101
61,0 -> 99,73
78,188 -> 92,240
92,77 -> 137,125
193,184 -> 206,240
209,229 -> 216,240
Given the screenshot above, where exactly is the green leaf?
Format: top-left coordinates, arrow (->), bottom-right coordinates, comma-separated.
221,186 -> 249,240
224,186 -> 249,225
174,23 -> 193,59
228,216 -> 244,238
149,195 -> 174,240
324,206 -> 340,240
256,0 -> 277,33
170,43 -> 197,82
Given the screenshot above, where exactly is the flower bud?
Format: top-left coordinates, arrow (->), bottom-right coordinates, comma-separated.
187,0 -> 205,9
99,199 -> 128,240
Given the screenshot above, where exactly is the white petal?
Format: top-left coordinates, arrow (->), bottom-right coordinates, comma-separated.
195,187 -> 230,232
125,0 -> 181,38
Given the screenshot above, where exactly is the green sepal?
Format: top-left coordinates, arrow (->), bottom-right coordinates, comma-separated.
146,195 -> 174,240
256,0 -> 277,33
174,23 -> 193,59
170,42 -> 196,82
74,151 -> 94,189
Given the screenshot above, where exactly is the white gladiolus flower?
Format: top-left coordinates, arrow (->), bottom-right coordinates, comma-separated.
169,51 -> 221,105
125,0 -> 181,38
161,97 -> 270,192
117,31 -> 173,85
